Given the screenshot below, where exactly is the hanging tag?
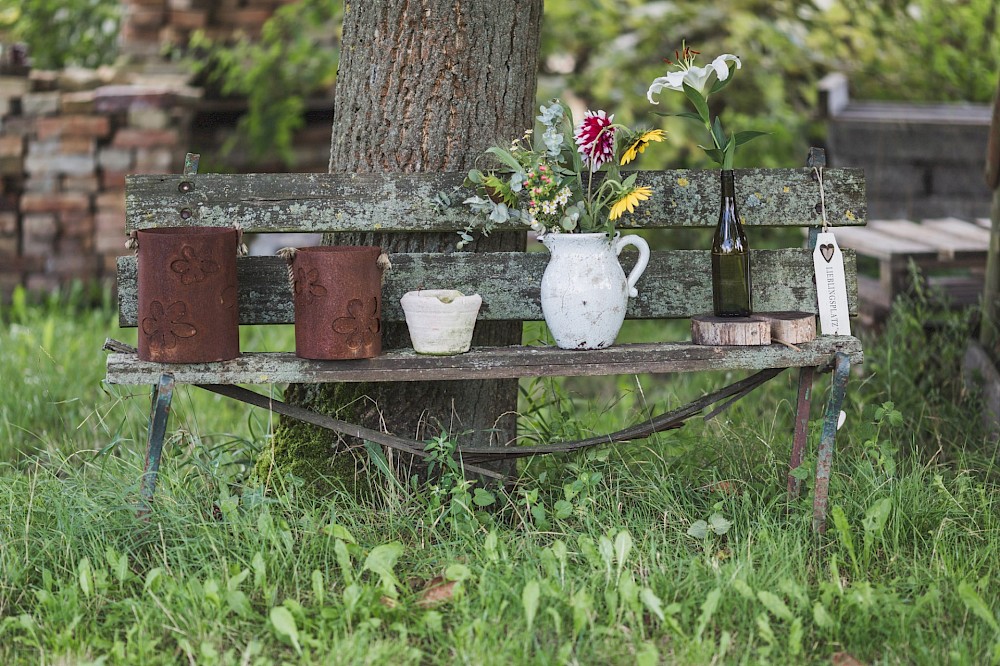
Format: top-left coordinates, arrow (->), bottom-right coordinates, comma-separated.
813,232 -> 851,336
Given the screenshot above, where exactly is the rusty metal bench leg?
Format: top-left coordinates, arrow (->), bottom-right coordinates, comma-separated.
138,373 -> 175,516
787,365 -> 815,500
813,352 -> 850,533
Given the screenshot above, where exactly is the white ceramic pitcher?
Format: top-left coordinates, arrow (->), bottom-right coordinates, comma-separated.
539,232 -> 650,350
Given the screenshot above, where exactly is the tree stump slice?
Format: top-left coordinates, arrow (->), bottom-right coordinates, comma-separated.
761,311 -> 816,345
691,315 -> 771,346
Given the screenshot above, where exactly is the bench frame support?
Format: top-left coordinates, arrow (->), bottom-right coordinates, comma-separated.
138,373 -> 175,516
121,353 -> 851,532
813,352 -> 851,533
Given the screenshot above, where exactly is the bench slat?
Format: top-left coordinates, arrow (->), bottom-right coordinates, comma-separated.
116,249 -> 858,327
125,168 -> 866,233
105,336 -> 863,385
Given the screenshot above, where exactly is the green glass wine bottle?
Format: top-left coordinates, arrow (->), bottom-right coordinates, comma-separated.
711,169 -> 752,317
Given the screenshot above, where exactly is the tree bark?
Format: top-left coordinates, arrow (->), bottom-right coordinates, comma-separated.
262,0 -> 543,489
978,73 -> 1000,360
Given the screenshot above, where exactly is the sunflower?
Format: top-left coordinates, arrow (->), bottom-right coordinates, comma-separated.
620,129 -> 667,166
609,185 -> 653,220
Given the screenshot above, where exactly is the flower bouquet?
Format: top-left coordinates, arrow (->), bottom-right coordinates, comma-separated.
459,100 -> 664,349
458,99 -> 665,247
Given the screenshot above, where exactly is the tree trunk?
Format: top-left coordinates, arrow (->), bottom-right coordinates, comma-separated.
978,73 -> 1000,359
258,0 -> 542,491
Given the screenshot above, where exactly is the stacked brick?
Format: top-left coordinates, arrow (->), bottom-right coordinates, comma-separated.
121,0 -> 298,59
0,66 -> 196,298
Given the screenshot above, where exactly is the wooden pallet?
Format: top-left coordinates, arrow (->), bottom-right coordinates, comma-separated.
833,217 -> 991,325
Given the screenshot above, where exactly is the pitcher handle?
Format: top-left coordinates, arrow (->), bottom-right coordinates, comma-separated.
614,234 -> 650,298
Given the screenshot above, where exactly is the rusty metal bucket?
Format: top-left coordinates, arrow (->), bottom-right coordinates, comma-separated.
137,227 -> 240,363
290,246 -> 383,360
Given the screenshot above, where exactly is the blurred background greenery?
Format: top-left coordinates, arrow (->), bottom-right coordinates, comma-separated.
2,0 -> 996,169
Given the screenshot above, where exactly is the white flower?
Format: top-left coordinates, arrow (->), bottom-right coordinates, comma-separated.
646,54 -> 742,104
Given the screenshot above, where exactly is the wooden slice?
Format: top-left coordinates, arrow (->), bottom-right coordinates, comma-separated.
760,311 -> 816,345
691,315 -> 771,346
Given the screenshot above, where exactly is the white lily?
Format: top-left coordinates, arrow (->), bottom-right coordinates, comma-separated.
646,46 -> 762,170
647,54 -> 742,104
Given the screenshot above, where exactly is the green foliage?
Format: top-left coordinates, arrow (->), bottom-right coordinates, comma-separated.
2,292 -> 1000,662
541,0 -> 1000,169
0,0 -> 120,69
188,0 -> 341,167
541,0 -> 835,168
819,0 -> 1000,102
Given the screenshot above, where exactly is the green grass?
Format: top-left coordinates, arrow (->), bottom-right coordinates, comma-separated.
1,285 -> 999,664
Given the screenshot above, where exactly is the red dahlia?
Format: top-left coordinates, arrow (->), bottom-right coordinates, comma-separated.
574,110 -> 616,169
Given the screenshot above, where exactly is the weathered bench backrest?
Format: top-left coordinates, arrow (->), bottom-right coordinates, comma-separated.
118,168 -> 866,327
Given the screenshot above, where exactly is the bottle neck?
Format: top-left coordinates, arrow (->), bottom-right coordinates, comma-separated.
720,169 -> 736,200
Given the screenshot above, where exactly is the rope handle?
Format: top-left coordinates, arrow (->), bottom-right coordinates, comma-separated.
277,249 -> 392,289
813,166 -> 829,233
124,223 -> 249,257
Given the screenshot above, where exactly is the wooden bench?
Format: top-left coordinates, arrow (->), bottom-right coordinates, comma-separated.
104,151 -> 866,532
835,217 -> 991,325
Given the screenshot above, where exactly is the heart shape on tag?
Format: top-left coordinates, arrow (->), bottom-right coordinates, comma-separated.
820,243 -> 835,263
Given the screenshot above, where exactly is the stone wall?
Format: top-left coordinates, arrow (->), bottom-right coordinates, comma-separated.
0,67 -> 200,297
0,64 -> 333,301
820,73 -> 994,220
121,0 -> 297,60
0,0 -> 331,302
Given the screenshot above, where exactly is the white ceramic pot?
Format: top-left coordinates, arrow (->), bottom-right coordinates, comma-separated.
400,289 -> 483,355
539,232 -> 650,350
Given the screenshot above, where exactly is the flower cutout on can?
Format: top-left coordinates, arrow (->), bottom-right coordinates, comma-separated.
141,300 -> 198,350
170,245 -> 220,284
294,267 -> 328,305
220,284 -> 238,309
332,297 -> 381,350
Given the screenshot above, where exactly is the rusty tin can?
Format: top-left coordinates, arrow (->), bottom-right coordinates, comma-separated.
137,227 -> 240,363
291,246 -> 382,360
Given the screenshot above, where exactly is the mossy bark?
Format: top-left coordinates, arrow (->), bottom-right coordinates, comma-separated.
262,0 -> 543,491
253,383 -> 368,496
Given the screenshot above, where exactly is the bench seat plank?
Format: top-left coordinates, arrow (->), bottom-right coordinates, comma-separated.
868,219 -> 988,261
106,336 -> 862,385
117,249 -> 857,326
125,168 -> 866,233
